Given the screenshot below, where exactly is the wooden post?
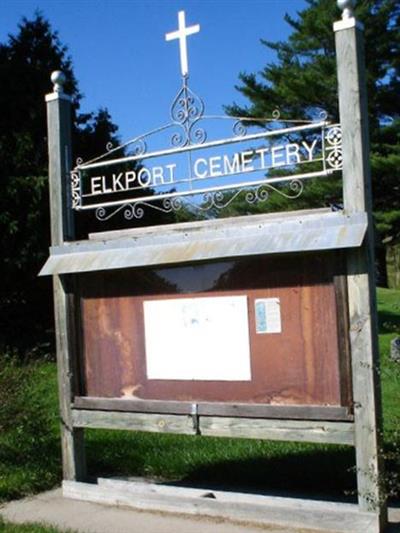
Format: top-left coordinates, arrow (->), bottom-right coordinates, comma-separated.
45,71 -> 86,481
334,2 -> 386,529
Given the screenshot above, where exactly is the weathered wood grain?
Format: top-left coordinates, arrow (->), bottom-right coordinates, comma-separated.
199,417 -> 354,445
63,479 -> 380,533
335,19 -> 386,528
46,92 -> 74,244
73,397 -> 193,415
72,409 -> 194,435
197,403 -> 352,420
73,396 -> 352,420
334,275 -> 353,408
71,409 -> 354,445
39,211 -> 368,276
46,90 -> 86,480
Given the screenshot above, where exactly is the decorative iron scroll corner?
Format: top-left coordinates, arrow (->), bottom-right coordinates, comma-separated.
325,125 -> 343,170
71,171 -> 81,209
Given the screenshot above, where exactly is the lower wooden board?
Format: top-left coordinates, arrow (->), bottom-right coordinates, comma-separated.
72,409 -> 194,435
200,416 -> 354,445
73,396 -> 353,420
71,409 -> 354,445
63,479 -> 380,533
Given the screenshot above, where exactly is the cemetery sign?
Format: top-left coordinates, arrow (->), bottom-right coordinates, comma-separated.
70,10 -> 342,221
71,119 -> 343,219
42,3 -> 387,532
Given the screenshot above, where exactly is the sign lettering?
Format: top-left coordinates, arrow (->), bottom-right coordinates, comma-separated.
72,122 -> 342,216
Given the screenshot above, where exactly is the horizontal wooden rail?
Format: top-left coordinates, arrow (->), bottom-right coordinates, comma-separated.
71,408 -> 355,445
73,396 -> 353,421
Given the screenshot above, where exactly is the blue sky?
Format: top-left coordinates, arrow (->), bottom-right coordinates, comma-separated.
2,0 -> 307,144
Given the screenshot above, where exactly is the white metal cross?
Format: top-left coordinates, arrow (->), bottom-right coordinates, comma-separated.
165,11 -> 200,77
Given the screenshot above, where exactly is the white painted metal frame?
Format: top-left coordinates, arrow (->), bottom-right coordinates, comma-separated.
76,120 -> 332,171
71,120 -> 342,222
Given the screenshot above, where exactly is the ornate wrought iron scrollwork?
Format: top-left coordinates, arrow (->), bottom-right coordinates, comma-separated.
233,121 -> 247,138
93,178 -> 305,221
96,206 -> 115,221
71,171 -> 81,209
245,187 -> 269,204
170,77 -> 206,146
196,182 -> 303,214
95,196 -> 185,221
319,110 -> 328,121
232,109 -> 281,138
325,125 -> 343,170
72,87 -> 336,224
96,203 -> 144,221
198,190 -> 241,211
131,137 -> 147,156
162,197 -> 184,212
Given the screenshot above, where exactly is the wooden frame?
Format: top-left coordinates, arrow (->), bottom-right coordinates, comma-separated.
43,10 -> 387,532
335,17 -> 386,528
72,409 -> 355,445
73,397 -> 353,420
61,478 -> 382,533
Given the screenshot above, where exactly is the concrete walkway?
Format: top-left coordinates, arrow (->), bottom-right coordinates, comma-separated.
1,489 -> 399,533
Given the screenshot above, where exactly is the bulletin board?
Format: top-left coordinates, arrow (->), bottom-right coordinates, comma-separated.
76,253 -> 351,417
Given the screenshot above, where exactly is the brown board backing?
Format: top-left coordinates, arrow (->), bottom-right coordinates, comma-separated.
77,253 -> 351,408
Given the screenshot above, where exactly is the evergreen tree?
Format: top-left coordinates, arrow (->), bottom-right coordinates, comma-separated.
0,13 -> 120,357
226,0 -> 400,280
0,13 -> 79,178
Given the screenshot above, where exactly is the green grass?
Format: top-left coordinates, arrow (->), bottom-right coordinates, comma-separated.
0,518 -> 77,532
0,287 -> 398,507
377,287 -> 400,432
0,361 -> 61,502
0,519 -> 70,532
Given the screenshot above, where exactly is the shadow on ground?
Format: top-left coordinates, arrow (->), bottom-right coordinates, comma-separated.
378,309 -> 400,334
86,434 -> 357,503
167,449 -> 358,503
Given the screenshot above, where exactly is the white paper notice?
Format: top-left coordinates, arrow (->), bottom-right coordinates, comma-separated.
255,298 -> 282,334
143,295 -> 251,381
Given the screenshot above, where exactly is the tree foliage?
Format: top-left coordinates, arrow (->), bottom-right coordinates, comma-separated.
0,13 -> 120,356
226,0 -> 400,245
